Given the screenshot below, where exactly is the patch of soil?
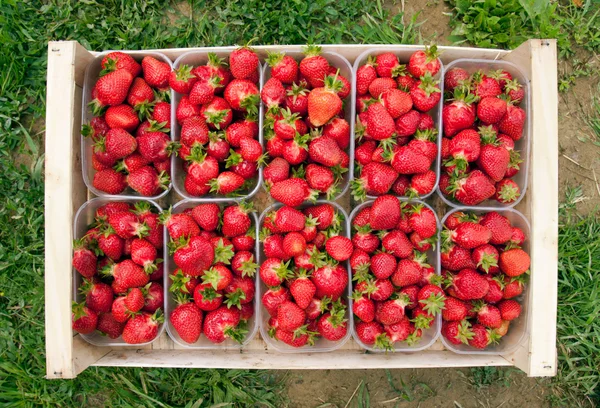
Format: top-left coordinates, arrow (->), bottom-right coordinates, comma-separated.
385,0 -> 453,45
280,368 -> 551,407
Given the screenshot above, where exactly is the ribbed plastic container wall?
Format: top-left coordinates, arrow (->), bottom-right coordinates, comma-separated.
261,50 -> 354,201
171,51 -> 263,201
81,51 -> 174,200
351,47 -> 444,201
72,197 -> 167,346
437,59 -> 531,208
348,199 -> 441,352
164,200 -> 259,348
257,201 -> 353,353
440,207 -> 530,355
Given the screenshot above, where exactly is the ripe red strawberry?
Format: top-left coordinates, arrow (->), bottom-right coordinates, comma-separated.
100,128 -> 137,162
472,244 -> 500,274
122,311 -> 163,344
442,320 -> 474,345
137,131 -> 178,163
495,178 -> 521,204
446,129 -> 481,171
483,275 -> 504,303
440,243 -> 475,271
307,75 -> 343,126
142,56 -> 170,88
169,64 -> 197,94
222,202 -> 252,237
131,238 -> 158,273
377,296 -> 411,325
127,76 -> 154,112
100,52 -> 141,77
224,79 -> 260,113
82,116 -> 110,142
160,210 -> 200,241
284,83 -> 309,116
142,281 -> 163,312
270,178 -> 317,207
441,296 -> 468,321
103,259 -> 150,291
368,77 -> 397,98
393,109 -> 420,137
380,230 -> 412,259
375,52 -> 400,78
128,166 -> 169,197
442,89 -> 477,137
352,292 -> 375,322
80,279 -> 113,313
72,302 -> 98,334
207,171 -> 245,195
203,306 -> 244,344
124,287 -> 145,313
262,286 -> 291,316
317,309 -> 348,341
305,164 -> 335,196
353,161 -> 398,200
504,79 -> 525,104
444,67 -> 470,91
189,76 -> 222,105
498,299 -> 521,321
224,275 -> 255,307
104,104 -> 139,133
282,232 -> 307,258
356,56 -> 378,95
288,271 -> 315,310
96,312 -> 125,339
321,118 -> 350,150
479,212 -> 512,245
72,239 -> 97,278
170,302 -> 203,343
299,45 -> 329,88
477,96 -> 507,125
449,222 -> 491,249
409,170 -> 436,196
407,45 -> 440,77
308,135 -> 343,167
408,205 -> 437,239
172,235 -> 214,277
450,268 -> 490,300
368,252 -> 396,280
330,70 -> 351,99
477,129 -> 510,182
472,72 -> 502,98
410,73 -> 441,112
449,170 -> 496,205
282,134 -> 309,166
274,206 -> 306,232
261,77 -> 286,109
229,47 -> 259,80
356,321 -> 387,347
302,204 -> 336,231
200,97 -> 232,130
325,236 -> 353,261
89,69 -> 134,113
389,145 -> 431,174
260,258 -> 292,287
193,283 -> 223,311
369,195 -> 401,230
499,104 -> 526,141
277,300 -> 306,332
107,211 -> 148,239
151,101 -> 172,130
499,248 -> 530,277
468,323 -> 499,349
312,263 -> 348,300
180,117 -> 209,148
473,302 -> 502,328
366,102 -> 396,140
391,258 -> 424,288
263,158 -> 289,187
266,52 -> 298,84
97,229 -> 124,261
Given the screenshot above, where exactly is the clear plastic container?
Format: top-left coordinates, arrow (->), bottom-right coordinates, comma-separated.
351,47 -> 445,201
348,199 -> 441,352
164,199 -> 259,348
439,207 -> 530,355
257,201 -> 353,352
437,59 -> 531,209
171,51 -> 264,202
72,197 -> 167,346
261,50 -> 354,201
81,51 -> 174,200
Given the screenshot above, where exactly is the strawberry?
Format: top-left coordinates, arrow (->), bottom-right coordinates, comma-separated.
381,230 -> 413,259
260,258 -> 292,287
264,157 -> 290,186
200,97 -> 232,130
394,110 -> 421,137
306,164 -> 335,196
97,229 -> 125,261
473,301 -> 502,328
96,312 -> 125,339
392,258 -> 424,287
89,69 -> 134,114
124,287 -> 145,313
270,178 -> 318,207
441,296 -> 468,321
128,166 -> 169,197
389,145 -> 431,175
107,211 -> 148,239
450,268 -> 490,300
189,76 -> 222,105
299,45 -> 329,88
472,244 -> 500,274
151,101 -> 172,130
410,73 -> 441,112
303,204 -> 338,231
224,79 -> 259,113
267,52 -> 298,84
325,236 -> 353,261
468,323 -> 500,349
208,171 -> 245,195
368,77 -> 397,98
72,302 -> 98,334
408,45 -> 440,77
477,96 -> 507,125
445,128 -> 481,171
284,84 -> 309,116
330,70 -> 351,99
504,79 -> 525,104
408,205 -> 437,239
498,104 -> 526,141
477,128 -> 510,182
231,251 -> 258,278
448,222 -> 491,249
288,270 -> 316,310
203,306 -> 245,344
442,89 -> 477,137
131,238 -> 158,273
274,206 -> 306,232
356,56 -> 378,95
229,47 -> 259,80
263,234 -> 286,259
127,77 -> 154,114
262,286 -> 291,316
193,283 -> 223,311
352,228 -> 380,254
444,67 -> 470,91
499,248 -> 530,277
100,52 -> 141,77
483,276 -> 504,303
449,170 -> 496,205
441,244 -> 476,271
317,308 -> 348,341
366,102 -> 396,140
222,202 -> 252,237
384,316 -> 415,343
377,295 -> 410,325
369,252 -> 396,280
307,75 -> 343,126
142,56 -> 170,88
321,118 -> 350,150
80,279 -> 113,313
308,135 -> 343,167
356,321 -> 388,347
226,121 -> 255,148
495,178 -> 521,204
102,259 -> 149,291
104,104 -> 139,133
479,212 -> 512,245
369,195 -> 401,230
282,232 -> 307,258
169,64 -> 197,94
396,72 -> 415,92
137,131 -> 178,163
375,53 -> 400,78
172,235 -> 215,277
170,301 -> 203,344
142,281 -> 163,313
99,128 -> 137,161
442,320 -> 474,345
498,299 -> 521,321
82,116 -> 110,142
409,170 -> 436,196
312,263 -> 348,300
121,311 -> 162,344
352,291 -> 376,322
472,72 -> 502,98
369,279 -> 394,302
277,301 -> 306,332
176,95 -> 201,125
160,209 -> 200,240
224,275 -> 255,307
261,77 -> 286,109
72,239 -> 97,278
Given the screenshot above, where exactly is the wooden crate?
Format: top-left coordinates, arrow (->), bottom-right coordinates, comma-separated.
44,40 -> 558,379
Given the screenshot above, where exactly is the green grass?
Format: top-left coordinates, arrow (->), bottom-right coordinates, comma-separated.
0,1 -> 419,406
